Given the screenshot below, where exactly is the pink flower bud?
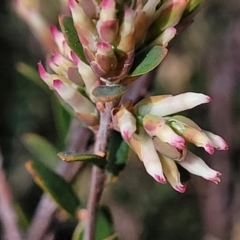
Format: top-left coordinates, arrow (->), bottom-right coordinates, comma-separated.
116,107 -> 137,141
142,114 -> 165,136
69,0 -> 97,51
99,0 -> 116,21
156,124 -> 186,150
117,8 -> 135,53
50,25 -> 65,54
154,0 -> 188,32
96,20 -> 118,43
71,52 -> 99,102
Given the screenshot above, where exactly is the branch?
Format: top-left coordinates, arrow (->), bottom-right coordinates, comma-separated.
0,149 -> 22,240
83,102 -> 113,240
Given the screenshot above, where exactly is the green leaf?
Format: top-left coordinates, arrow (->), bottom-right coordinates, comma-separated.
59,15 -> 87,64
26,161 -> 81,216
92,85 -> 127,102
72,208 -> 116,240
22,134 -> 59,170
16,62 -> 49,93
51,95 -> 71,145
116,140 -> 129,165
128,46 -> 167,77
58,152 -> 107,169
107,131 -> 129,176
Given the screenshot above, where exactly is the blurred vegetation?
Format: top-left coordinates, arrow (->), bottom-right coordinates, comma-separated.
0,1 -> 239,240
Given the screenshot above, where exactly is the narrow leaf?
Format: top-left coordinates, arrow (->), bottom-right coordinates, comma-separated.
59,15 -> 87,63
128,46 -> 167,77
51,95 -> 71,144
107,131 -> 129,176
26,161 -> 81,216
58,152 -> 107,169
22,134 -> 59,170
116,140 -> 130,165
16,62 -> 49,93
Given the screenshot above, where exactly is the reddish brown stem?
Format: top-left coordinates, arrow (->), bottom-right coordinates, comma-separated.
83,102 -> 113,240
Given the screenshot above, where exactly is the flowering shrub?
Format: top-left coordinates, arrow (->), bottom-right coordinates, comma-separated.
13,0 -> 228,239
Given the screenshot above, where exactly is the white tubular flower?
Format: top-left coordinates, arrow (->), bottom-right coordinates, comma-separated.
203,130 -> 228,150
135,92 -> 211,117
178,151 -> 221,184
159,154 -> 186,193
118,110 -> 137,141
129,128 -> 166,183
170,121 -> 214,154
53,80 -> 98,126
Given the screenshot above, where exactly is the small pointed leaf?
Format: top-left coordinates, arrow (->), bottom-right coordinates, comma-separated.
92,85 -> 127,102
22,134 -> 59,170
26,161 -> 81,216
128,46 -> 167,77
59,15 -> 87,63
58,152 -> 107,169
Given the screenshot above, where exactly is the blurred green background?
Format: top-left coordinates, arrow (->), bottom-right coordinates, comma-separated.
1,1 -> 240,240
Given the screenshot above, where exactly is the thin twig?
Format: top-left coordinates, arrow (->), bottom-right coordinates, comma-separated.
83,102 -> 113,240
0,149 -> 22,240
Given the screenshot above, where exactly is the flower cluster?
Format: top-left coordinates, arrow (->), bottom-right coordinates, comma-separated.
15,0 -> 226,193
27,0 -> 204,126
112,92 -> 228,193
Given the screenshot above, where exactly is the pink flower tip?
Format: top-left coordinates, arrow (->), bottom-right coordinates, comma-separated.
50,25 -> 58,35
70,51 -> 79,65
154,174 -> 166,184
172,138 -> 185,150
101,0 -> 115,9
53,79 -> 63,90
217,143 -> 229,151
208,172 -> 222,184
174,184 -> 186,193
206,96 -> 212,103
97,41 -> 111,51
169,27 -> 177,34
123,130 -> 131,141
68,0 -> 76,8
205,143 -> 214,155
37,62 -> 47,78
